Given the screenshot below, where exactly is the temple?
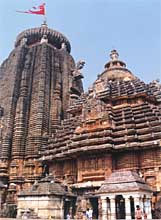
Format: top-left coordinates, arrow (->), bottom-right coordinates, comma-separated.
0,23 -> 161,219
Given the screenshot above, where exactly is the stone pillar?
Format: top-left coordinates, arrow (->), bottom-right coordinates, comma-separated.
134,196 -> 140,207
140,196 -> 144,212
60,198 -> 64,220
110,196 -> 116,220
124,196 -> 131,220
0,192 -> 2,211
100,196 -> 108,220
98,197 -> 101,219
75,196 -> 87,219
82,198 -> 87,213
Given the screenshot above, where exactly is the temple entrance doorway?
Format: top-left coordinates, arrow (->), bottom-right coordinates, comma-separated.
116,195 -> 125,219
64,198 -> 76,219
89,197 -> 99,219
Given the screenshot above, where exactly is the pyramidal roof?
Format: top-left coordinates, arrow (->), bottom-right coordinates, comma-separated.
18,176 -> 73,196
104,170 -> 145,184
98,170 -> 152,193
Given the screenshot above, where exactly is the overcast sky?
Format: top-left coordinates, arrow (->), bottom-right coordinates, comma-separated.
0,0 -> 160,90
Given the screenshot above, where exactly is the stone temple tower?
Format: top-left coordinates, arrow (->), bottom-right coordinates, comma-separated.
0,23 -> 84,202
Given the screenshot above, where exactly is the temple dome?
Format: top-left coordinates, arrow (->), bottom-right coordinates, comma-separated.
100,50 -> 135,81
15,23 -> 71,53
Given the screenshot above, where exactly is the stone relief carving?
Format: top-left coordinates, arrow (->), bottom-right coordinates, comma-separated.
72,60 -> 85,79
20,36 -> 28,46
61,42 -> 67,51
76,60 -> 85,70
40,34 -> 48,44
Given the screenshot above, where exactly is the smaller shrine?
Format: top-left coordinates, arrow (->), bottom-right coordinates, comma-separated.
97,170 -> 152,220
17,175 -> 76,219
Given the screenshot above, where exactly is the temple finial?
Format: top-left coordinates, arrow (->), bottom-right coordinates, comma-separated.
110,49 -> 119,61
41,18 -> 48,28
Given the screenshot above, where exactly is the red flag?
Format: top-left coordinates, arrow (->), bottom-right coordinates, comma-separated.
17,3 -> 45,15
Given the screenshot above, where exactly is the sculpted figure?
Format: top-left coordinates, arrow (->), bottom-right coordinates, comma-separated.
76,60 -> 85,70
72,60 -> 85,78
40,34 -> 48,44
61,42 -> 67,51
20,36 -> 28,46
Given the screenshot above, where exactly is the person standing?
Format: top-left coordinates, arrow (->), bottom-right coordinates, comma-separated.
88,208 -> 93,220
135,205 -> 143,220
86,208 -> 90,219
66,213 -> 71,220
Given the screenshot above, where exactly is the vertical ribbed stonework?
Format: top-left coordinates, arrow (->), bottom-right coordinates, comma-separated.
49,49 -> 62,132
11,48 -> 33,158
61,51 -> 71,119
0,44 -> 27,182
0,46 -> 27,159
26,44 -> 49,157
25,44 -> 75,158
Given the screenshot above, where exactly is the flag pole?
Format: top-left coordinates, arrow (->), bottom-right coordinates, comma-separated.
43,15 -> 47,25
43,3 -> 47,26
